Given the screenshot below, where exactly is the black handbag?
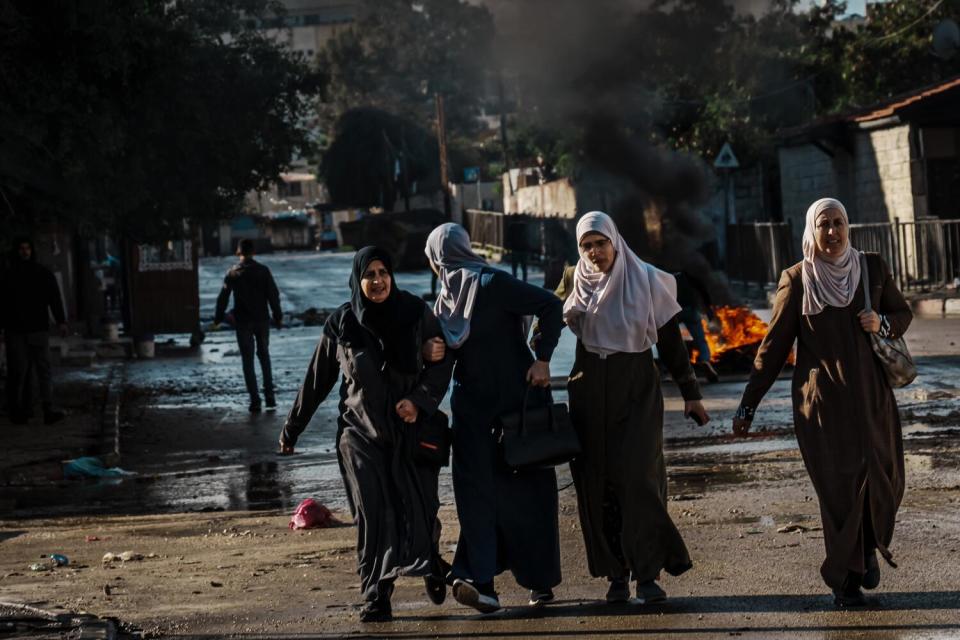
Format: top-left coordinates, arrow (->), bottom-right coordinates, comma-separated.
498,385 -> 580,470
411,409 -> 452,468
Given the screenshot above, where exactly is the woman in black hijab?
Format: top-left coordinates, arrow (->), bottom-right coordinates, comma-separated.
279,247 -> 454,622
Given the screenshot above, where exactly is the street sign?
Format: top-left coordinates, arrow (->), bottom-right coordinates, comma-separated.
463,166 -> 480,182
713,142 -> 740,170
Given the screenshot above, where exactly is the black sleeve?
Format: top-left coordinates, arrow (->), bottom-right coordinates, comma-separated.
281,329 -> 341,447
214,274 -> 232,324
47,270 -> 66,325
494,273 -> 564,362
656,316 -> 702,401
405,306 -> 454,415
266,268 -> 282,323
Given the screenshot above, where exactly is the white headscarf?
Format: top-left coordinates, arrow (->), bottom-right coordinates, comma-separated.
563,211 -> 681,356
425,223 -> 488,348
801,197 -> 861,316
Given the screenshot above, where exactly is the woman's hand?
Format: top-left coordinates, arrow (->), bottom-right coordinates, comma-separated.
526,360 -> 551,387
732,417 -> 752,437
279,441 -> 295,455
395,399 -> 419,423
858,310 -> 880,334
684,400 -> 710,426
421,337 -> 446,363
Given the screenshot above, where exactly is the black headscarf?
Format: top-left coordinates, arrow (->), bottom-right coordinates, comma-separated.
349,246 -> 424,374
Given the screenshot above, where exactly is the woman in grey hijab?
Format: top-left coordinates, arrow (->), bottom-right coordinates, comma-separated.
734,197 -> 912,607
424,223 -> 565,613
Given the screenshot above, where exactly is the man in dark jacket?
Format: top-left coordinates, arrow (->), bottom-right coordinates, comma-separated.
1,237 -> 67,425
215,239 -> 283,412
675,269 -> 720,383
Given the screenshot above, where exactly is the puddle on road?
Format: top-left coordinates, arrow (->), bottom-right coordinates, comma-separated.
3,452 -> 348,518
679,437 -> 797,456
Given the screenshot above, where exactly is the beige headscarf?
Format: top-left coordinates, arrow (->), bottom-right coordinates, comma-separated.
563,211 -> 681,356
801,197 -> 861,316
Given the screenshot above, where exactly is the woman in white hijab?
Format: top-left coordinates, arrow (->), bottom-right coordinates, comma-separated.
424,223 -> 565,614
555,211 -> 709,605
734,197 -> 912,608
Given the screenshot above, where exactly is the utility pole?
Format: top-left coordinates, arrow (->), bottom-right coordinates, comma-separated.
435,93 -> 451,218
499,74 -> 513,196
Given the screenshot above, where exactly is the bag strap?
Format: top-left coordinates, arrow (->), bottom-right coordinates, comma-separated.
859,251 -> 872,313
517,383 -> 554,436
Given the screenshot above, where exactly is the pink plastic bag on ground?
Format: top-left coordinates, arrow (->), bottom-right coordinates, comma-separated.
288,498 -> 336,530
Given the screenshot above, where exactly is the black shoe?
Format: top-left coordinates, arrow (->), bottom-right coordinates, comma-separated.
452,579 -> 501,613
606,577 -> 630,603
10,414 -> 29,425
424,574 -> 446,605
863,551 -> 880,590
833,586 -> 866,608
636,580 -> 667,604
249,401 -> 262,413
43,410 -> 66,425
528,588 -> 555,607
359,598 -> 392,622
264,395 -> 277,410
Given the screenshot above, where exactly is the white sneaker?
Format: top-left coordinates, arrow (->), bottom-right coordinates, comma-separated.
452,579 -> 501,613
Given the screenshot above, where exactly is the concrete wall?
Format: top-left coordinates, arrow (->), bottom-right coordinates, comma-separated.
731,165 -> 768,223
778,144 -> 841,250
451,181 -> 501,223
503,177 -> 578,217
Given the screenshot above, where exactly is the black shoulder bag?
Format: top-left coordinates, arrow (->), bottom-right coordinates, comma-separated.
498,385 -> 580,470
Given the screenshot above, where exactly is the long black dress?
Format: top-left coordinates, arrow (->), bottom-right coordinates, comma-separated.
448,269 -> 564,590
556,266 -> 702,582
281,300 -> 453,602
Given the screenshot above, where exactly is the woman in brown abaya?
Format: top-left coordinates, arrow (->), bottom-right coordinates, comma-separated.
733,197 -> 912,607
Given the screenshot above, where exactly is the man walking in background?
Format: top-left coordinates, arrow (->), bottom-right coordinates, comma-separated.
675,269 -> 720,384
1,236 -> 68,425
215,239 -> 283,413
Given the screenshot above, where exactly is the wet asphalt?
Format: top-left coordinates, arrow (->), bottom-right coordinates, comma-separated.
5,252 -> 960,522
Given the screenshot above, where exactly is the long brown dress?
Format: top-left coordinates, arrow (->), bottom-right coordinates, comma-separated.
740,253 -> 912,590
556,267 -> 702,582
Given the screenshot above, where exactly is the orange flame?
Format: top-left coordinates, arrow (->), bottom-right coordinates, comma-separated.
689,306 -> 770,363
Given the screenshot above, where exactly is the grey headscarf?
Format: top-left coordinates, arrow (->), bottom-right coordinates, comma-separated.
801,197 -> 861,316
425,223 -> 488,348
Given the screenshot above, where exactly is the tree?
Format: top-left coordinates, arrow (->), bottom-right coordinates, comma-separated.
0,0 -> 322,242
810,0 -> 960,113
321,108 -> 438,210
320,0 -> 495,135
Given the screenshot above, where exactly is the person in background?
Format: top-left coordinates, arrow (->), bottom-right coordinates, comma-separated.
733,197 -> 912,607
675,269 -> 720,383
279,247 -> 453,622
504,217 -> 531,282
214,239 -> 282,413
0,236 -> 67,425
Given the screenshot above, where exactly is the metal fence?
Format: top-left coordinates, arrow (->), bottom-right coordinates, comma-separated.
730,217 -> 960,292
464,209 -> 578,260
725,221 -> 796,288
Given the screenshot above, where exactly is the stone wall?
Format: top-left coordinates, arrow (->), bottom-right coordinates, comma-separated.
853,124 -> 917,224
